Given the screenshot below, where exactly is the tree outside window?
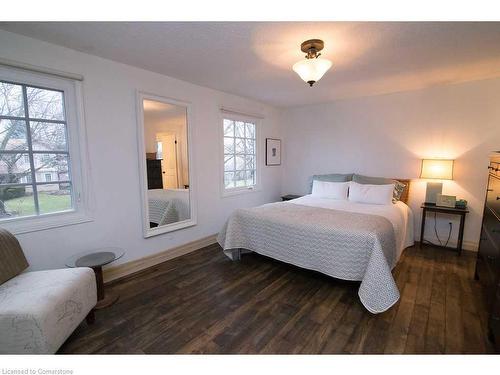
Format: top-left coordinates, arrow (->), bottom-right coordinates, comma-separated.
0,81 -> 73,219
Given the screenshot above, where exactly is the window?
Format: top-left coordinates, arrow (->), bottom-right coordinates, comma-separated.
223,117 -> 257,194
156,141 -> 163,160
0,65 -> 89,232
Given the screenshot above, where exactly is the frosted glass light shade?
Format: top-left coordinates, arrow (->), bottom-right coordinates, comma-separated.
420,159 -> 454,180
293,58 -> 332,85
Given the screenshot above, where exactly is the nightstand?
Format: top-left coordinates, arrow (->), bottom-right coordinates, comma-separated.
281,194 -> 302,201
419,203 -> 469,255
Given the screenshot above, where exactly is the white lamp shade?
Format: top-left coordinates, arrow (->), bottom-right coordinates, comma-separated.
420,159 -> 454,180
292,58 -> 332,84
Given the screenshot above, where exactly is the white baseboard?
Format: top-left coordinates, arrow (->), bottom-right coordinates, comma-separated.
463,240 -> 479,252
419,234 -> 478,252
103,234 -> 218,283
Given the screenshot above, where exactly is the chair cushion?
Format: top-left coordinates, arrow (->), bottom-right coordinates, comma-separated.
0,228 -> 29,285
0,267 -> 97,353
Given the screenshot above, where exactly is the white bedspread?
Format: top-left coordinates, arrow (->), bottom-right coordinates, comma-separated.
290,195 -> 414,261
148,189 -> 190,225
218,196 -> 415,313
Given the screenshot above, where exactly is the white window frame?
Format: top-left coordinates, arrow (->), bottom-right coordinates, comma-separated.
0,65 -> 92,234
220,112 -> 261,197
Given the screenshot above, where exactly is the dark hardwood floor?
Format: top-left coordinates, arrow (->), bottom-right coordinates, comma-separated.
59,243 -> 495,354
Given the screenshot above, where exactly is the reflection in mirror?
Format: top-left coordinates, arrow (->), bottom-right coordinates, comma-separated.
142,99 -> 190,229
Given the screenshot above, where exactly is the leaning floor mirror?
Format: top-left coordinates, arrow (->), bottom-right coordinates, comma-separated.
136,92 -> 195,237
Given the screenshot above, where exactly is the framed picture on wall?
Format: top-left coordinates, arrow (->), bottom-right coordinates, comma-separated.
266,138 -> 281,166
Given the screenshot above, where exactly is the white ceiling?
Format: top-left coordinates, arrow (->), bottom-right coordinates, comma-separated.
143,99 -> 186,127
2,22 -> 500,107
143,100 -> 185,117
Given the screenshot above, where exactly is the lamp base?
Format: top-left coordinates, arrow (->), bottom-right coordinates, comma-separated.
425,182 -> 443,204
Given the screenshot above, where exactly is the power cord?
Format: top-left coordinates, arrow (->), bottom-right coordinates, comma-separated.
423,212 -> 452,247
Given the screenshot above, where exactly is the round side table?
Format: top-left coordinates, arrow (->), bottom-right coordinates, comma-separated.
66,248 -> 125,309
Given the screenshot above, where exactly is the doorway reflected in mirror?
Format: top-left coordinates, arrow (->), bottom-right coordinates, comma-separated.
143,99 -> 190,229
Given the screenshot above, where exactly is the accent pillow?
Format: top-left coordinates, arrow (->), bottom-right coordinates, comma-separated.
311,180 -> 349,200
308,173 -> 353,194
348,181 -> 394,205
0,228 -> 29,285
393,180 -> 407,202
352,174 -> 406,202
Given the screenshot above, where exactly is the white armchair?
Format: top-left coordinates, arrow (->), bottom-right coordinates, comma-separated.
0,229 -> 97,354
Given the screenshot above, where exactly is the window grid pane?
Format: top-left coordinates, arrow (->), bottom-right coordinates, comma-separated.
30,121 -> 68,151
0,184 -> 35,219
26,86 -> 65,121
0,79 -> 74,221
0,152 -> 31,184
0,82 -> 24,117
223,119 -> 256,190
0,119 -> 28,151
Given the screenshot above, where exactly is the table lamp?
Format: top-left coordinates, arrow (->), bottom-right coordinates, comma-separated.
420,159 -> 454,204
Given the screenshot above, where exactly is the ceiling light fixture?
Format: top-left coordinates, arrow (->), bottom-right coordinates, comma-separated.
292,39 -> 332,87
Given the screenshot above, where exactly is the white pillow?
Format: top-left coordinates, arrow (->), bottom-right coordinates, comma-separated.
311,180 -> 349,200
348,181 -> 394,205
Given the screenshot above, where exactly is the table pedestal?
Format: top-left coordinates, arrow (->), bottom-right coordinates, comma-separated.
92,265 -> 119,310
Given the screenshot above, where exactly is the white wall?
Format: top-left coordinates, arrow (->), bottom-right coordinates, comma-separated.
282,78 -> 500,250
2,27 -> 498,271
0,30 -> 283,270
144,112 -> 186,155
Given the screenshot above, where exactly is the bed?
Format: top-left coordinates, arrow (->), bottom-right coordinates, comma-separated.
148,188 -> 190,226
217,179 -> 414,313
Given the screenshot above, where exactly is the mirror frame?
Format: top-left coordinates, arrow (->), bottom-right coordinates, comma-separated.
136,91 -> 197,238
